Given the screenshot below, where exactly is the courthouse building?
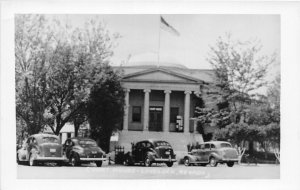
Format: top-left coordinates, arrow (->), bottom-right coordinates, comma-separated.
114,53 -> 216,156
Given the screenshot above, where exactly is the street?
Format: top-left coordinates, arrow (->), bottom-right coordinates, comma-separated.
17,162 -> 280,179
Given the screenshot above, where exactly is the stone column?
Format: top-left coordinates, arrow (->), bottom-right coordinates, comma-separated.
184,91 -> 191,134
143,89 -> 151,131
123,89 -> 130,131
163,90 -> 171,132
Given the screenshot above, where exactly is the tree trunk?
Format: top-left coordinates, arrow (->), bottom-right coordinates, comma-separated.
248,141 -> 254,155
74,122 -> 80,137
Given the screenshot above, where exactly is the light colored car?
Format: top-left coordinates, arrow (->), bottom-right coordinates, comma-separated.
183,141 -> 239,167
17,134 -> 66,166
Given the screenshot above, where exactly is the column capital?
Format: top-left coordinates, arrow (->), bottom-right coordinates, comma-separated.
184,90 -> 192,95
164,90 -> 172,94
143,89 -> 151,93
125,89 -> 131,93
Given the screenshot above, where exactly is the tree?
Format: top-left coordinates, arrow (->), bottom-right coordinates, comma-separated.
15,14 -> 53,135
207,34 -> 276,123
44,19 -> 119,135
88,65 -> 125,152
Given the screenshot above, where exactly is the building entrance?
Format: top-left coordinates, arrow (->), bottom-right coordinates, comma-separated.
149,107 -> 163,131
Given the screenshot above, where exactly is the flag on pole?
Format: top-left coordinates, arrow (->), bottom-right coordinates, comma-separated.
160,16 -> 180,36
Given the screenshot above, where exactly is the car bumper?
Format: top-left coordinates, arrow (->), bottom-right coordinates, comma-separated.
80,157 -> 107,161
153,158 -> 177,162
36,156 -> 67,161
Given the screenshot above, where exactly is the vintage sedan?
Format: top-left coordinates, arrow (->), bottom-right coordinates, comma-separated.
17,134 -> 66,166
123,139 -> 176,167
63,137 -> 106,167
183,141 -> 239,167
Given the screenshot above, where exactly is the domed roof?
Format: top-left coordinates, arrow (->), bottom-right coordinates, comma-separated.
124,52 -> 187,69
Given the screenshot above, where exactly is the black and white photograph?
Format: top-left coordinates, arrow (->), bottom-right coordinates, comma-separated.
1,1 -> 300,190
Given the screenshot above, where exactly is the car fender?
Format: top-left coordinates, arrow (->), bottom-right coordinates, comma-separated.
209,152 -> 222,161
184,154 -> 197,162
146,151 -> 156,162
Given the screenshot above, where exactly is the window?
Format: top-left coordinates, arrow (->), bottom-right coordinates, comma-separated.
132,106 -> 141,122
211,144 -> 216,149
170,107 -> 179,123
205,144 -> 210,149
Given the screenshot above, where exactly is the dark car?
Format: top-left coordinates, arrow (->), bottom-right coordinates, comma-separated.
183,141 -> 239,167
123,139 -> 176,167
17,134 -> 66,166
63,137 -> 106,167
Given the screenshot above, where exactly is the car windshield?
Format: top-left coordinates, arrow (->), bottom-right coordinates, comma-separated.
220,143 -> 232,148
79,140 -> 97,147
154,141 -> 171,147
42,137 -> 59,144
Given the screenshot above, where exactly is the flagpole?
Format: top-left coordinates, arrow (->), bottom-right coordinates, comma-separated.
157,15 -> 161,68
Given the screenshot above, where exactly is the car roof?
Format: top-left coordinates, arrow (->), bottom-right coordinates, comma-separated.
136,139 -> 169,144
204,141 -> 231,145
69,137 -> 96,141
30,133 -> 59,139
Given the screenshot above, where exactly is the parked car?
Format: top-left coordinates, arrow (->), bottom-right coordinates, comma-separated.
63,137 -> 106,167
17,134 -> 66,166
183,141 -> 239,167
123,139 -> 176,167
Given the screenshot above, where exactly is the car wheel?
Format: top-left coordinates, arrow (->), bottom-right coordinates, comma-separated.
29,153 -> 37,166
123,157 -> 131,166
209,157 -> 218,167
184,157 -> 191,166
166,162 -> 173,167
226,162 -> 234,167
70,154 -> 80,167
144,156 -> 152,167
96,161 -> 102,167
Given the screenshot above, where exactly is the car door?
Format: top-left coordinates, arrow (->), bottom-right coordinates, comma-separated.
132,142 -> 141,163
197,144 -> 206,162
202,143 -> 211,162
137,142 -> 146,162
64,139 -> 73,159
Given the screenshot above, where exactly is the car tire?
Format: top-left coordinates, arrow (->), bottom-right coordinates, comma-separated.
226,162 -> 234,167
70,154 -> 80,167
209,157 -> 218,167
166,162 -> 173,167
144,155 -> 152,167
96,161 -> 102,167
123,157 -> 131,166
184,157 -> 191,166
29,153 -> 37,166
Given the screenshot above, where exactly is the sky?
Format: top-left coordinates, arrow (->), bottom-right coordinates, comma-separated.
49,14 -> 280,69
48,14 -> 280,91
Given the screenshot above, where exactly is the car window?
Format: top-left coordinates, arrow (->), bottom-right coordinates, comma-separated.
154,141 -> 171,147
79,140 -> 97,147
211,144 -> 216,149
220,143 -> 232,148
204,144 -> 210,149
200,144 -> 205,149
141,142 -> 146,148
41,137 -> 59,144
26,138 -> 31,144
32,138 -> 37,144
